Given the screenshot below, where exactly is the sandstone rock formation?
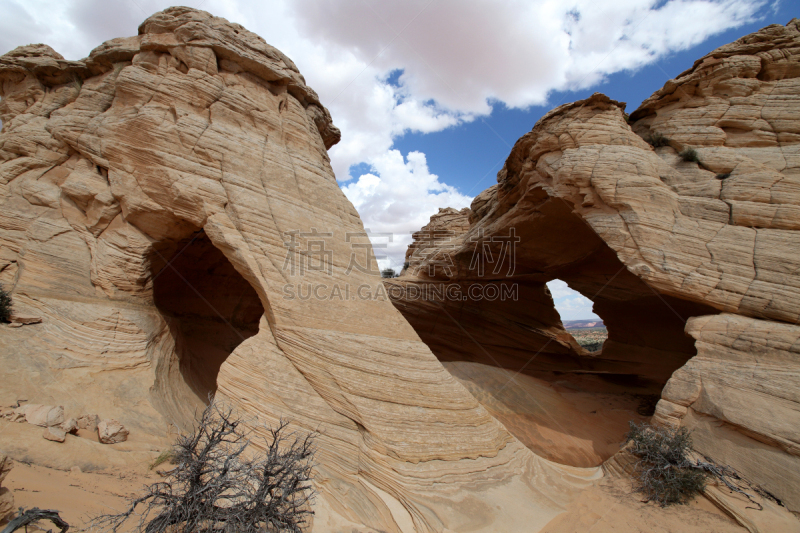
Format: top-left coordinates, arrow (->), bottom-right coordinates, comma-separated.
0,7 -> 601,532
76,414 -> 99,432
20,405 -> 64,427
97,419 -> 128,444
43,425 -> 67,443
390,18 -> 800,514
60,418 -> 78,434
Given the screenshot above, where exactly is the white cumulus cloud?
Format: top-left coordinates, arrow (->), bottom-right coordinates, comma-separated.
547,280 -> 600,320
342,150 -> 472,270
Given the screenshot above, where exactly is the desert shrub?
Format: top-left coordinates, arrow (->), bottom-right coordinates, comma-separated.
577,340 -> 603,352
381,268 -> 396,278
0,285 -> 11,323
679,147 -> 700,163
94,400 -> 316,533
716,172 -> 731,180
403,261 -> 410,271
626,421 -> 706,505
149,448 -> 177,470
645,132 -> 670,148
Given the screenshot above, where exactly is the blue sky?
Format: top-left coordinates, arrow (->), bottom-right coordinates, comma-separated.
1,0 -> 793,320
337,1 -> 794,320
391,5 -> 795,197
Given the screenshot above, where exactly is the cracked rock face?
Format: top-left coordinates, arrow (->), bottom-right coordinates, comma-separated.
390,19 -> 800,511
0,7 -> 601,532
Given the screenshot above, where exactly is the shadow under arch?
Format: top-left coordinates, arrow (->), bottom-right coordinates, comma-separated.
149,229 -> 264,426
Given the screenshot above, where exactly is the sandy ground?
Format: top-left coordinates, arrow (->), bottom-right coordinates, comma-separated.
541,474 -> 746,533
1,415 -> 794,532
2,457 -> 749,533
4,461 -> 161,531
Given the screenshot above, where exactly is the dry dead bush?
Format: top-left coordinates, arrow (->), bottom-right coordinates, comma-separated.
93,400 -> 316,533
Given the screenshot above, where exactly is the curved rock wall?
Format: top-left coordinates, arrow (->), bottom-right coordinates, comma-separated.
390,19 -> 800,510
0,7 -> 603,532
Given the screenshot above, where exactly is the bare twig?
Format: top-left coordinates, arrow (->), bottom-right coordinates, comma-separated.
91,399 -> 316,533
692,459 -> 764,511
2,508 -> 69,533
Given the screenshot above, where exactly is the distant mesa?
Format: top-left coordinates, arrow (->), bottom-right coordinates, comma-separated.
562,319 -> 605,329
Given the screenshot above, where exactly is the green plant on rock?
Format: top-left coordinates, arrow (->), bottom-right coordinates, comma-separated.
0,284 -> 12,323
645,132 -> 670,148
679,147 -> 700,163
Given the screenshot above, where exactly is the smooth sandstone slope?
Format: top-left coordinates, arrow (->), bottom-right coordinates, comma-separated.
389,18 -> 800,514
0,7 -> 601,532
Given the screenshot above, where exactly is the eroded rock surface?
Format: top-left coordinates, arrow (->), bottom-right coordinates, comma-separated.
97,419 -> 128,444
0,7 -> 599,532
390,19 -> 800,513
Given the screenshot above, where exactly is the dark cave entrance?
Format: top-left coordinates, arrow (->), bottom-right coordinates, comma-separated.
151,230 -> 264,404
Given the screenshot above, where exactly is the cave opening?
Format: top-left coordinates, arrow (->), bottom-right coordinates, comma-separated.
151,230 -> 264,406
389,196 -> 721,467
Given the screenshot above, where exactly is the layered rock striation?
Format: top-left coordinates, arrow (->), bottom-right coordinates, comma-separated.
389,19 -> 800,511
0,7 -> 601,532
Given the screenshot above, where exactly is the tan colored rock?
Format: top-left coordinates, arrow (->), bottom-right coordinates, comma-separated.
9,313 -> 41,325
23,405 -> 64,427
60,418 -> 78,434
0,7 -> 599,531
656,313 -> 800,511
390,18 -> 800,517
43,425 -> 67,442
97,419 -> 129,444
76,414 -> 99,432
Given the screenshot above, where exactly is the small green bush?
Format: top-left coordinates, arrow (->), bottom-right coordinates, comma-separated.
626,421 -> 706,505
679,147 -> 700,163
0,285 -> 12,323
381,268 -> 396,278
577,339 -> 603,352
645,132 -> 670,148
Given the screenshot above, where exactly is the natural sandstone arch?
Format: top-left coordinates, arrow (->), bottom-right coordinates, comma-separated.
0,8 -> 606,532
389,18 -> 800,511
387,199 -> 719,467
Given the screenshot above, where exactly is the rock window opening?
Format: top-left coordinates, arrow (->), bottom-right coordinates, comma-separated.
152,230 -> 264,404
545,279 -> 607,354
389,209 -> 720,467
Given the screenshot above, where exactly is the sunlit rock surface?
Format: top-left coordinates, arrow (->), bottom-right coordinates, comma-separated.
0,7 -> 607,532
390,18 -> 800,514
